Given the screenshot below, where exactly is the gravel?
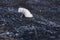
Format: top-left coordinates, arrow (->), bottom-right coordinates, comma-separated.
0,0 -> 60,40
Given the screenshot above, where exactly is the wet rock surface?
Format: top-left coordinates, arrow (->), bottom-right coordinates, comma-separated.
0,0 -> 60,40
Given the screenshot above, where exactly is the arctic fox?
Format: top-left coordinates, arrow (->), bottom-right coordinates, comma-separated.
18,7 -> 33,18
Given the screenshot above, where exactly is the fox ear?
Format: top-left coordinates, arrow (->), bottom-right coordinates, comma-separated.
18,7 -> 33,18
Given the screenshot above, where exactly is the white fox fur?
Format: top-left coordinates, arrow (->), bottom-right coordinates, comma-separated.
18,7 -> 33,17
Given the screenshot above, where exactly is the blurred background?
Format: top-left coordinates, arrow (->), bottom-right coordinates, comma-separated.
0,0 -> 60,40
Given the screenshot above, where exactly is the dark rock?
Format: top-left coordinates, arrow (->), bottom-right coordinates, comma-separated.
0,0 -> 60,40
0,0 -> 27,6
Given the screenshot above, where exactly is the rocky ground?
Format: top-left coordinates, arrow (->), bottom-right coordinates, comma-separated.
0,0 -> 60,40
